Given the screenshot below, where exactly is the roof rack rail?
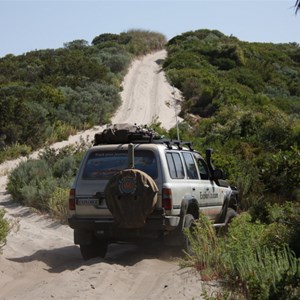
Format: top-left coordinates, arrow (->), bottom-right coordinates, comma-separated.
181,141 -> 194,151
165,140 -> 194,151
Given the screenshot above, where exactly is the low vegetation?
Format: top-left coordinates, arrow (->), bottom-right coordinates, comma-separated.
7,138 -> 91,222
164,29 -> 300,207
0,209 -> 9,250
183,211 -> 300,300
0,30 -> 166,163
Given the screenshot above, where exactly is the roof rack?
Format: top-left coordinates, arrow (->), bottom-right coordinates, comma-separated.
94,123 -> 164,146
93,123 -> 194,150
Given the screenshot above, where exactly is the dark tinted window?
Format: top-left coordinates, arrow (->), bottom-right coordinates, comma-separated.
82,150 -> 157,180
182,152 -> 199,179
197,159 -> 209,180
166,152 -> 184,179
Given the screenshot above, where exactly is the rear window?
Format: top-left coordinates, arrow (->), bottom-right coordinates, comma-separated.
82,150 -> 157,180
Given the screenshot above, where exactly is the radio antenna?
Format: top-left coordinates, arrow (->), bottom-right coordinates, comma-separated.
172,85 -> 180,141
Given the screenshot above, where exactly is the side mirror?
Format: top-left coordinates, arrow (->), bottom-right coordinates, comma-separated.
212,169 -> 225,180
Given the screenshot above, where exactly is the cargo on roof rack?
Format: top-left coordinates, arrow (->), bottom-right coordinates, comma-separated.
93,123 -> 165,145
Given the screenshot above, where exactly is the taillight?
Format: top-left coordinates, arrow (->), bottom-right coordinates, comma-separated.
162,188 -> 172,210
69,188 -> 75,210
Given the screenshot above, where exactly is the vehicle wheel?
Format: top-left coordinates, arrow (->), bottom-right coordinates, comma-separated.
218,208 -> 238,236
80,239 -> 108,260
182,214 -> 195,256
225,208 -> 238,225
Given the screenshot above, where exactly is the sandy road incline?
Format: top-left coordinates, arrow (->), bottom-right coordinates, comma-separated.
112,50 -> 182,129
0,50 -> 205,300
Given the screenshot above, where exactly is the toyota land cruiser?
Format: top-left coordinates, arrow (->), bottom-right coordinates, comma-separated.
68,124 -> 238,259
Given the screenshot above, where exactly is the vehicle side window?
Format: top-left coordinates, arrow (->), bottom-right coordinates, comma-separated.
182,152 -> 199,179
166,152 -> 184,179
197,159 -> 209,180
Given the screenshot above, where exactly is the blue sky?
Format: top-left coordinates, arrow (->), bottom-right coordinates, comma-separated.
0,0 -> 299,58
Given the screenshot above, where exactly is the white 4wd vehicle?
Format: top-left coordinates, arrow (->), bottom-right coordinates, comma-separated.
68,124 -> 238,259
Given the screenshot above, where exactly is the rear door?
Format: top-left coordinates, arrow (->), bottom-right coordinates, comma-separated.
164,151 -> 191,213
75,150 -> 127,217
74,148 -> 159,217
181,152 -> 217,219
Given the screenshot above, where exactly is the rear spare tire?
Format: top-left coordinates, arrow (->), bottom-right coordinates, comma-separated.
105,169 -> 158,228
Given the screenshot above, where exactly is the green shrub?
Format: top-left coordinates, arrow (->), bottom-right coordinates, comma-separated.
96,47 -> 131,73
223,213 -> 300,299
0,143 -> 31,164
220,213 -> 267,275
266,202 -> 300,257
0,209 -> 9,248
39,140 -> 90,167
48,187 -> 69,222
225,245 -> 300,300
7,159 -> 52,204
53,156 -> 77,178
20,176 -> 58,211
1,29 -> 162,151
182,213 -> 222,280
46,121 -> 77,144
7,142 -> 88,217
258,146 -> 300,198
92,30 -> 166,56
7,158 -> 68,211
164,29 -> 300,204
183,212 -> 300,300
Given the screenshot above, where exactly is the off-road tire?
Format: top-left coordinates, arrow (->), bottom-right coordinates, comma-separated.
182,214 -> 195,255
218,208 -> 238,236
225,208 -> 238,225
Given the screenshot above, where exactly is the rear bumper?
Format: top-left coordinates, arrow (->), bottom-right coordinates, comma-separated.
68,214 -> 180,242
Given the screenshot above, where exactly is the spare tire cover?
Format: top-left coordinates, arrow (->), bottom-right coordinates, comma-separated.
105,169 -> 158,228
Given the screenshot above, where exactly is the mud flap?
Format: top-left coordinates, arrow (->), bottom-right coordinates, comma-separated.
74,229 -> 93,245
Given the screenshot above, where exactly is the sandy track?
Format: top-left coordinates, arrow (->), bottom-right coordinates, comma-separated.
113,50 -> 182,129
0,51 -> 206,300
